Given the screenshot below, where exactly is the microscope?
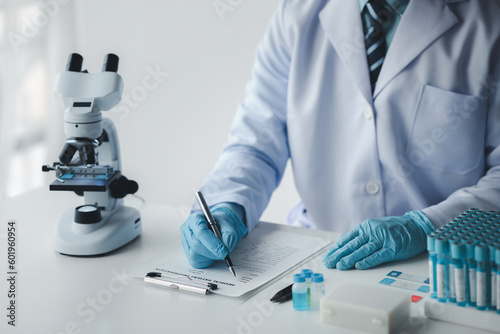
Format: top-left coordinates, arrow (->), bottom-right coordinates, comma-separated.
43,53 -> 142,256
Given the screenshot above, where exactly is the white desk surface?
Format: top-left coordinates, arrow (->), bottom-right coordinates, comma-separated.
0,188 -> 496,334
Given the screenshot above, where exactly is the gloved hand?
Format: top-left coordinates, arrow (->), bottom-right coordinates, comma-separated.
322,210 -> 435,270
181,202 -> 248,269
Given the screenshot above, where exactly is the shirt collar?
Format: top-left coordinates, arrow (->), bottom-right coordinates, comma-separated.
358,0 -> 410,16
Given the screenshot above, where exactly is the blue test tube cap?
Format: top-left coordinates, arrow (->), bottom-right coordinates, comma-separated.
427,234 -> 437,251
472,237 -> 483,245
486,236 -> 498,245
442,231 -> 455,238
448,238 -> 460,248
446,221 -> 457,228
435,228 -> 448,235
435,238 -> 449,254
475,244 -> 489,262
431,231 -> 443,238
451,242 -> 466,259
301,269 -> 313,279
496,248 -> 500,265
294,273 -> 306,283
466,241 -> 476,259
311,273 -> 324,283
489,244 -> 498,262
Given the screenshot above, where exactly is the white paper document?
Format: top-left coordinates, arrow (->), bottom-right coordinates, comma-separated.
127,223 -> 331,297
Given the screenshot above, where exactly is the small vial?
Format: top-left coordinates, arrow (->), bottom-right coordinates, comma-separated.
292,274 -> 308,311
301,269 -> 313,307
496,248 -> 500,314
475,244 -> 490,311
448,239 -> 458,302
451,242 -> 467,306
436,238 -> 450,302
428,235 -> 438,298
310,273 -> 325,310
489,244 -> 498,310
466,241 -> 476,307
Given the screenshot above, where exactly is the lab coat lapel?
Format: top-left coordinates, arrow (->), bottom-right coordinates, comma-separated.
319,0 -> 372,104
373,0 -> 459,97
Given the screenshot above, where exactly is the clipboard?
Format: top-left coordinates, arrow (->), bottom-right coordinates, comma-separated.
128,222 -> 334,298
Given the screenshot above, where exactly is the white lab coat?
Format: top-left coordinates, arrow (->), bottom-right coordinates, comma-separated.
200,0 -> 500,233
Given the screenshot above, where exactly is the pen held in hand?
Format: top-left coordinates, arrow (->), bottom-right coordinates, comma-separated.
195,191 -> 237,277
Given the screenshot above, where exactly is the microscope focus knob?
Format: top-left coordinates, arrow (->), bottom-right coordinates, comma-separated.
110,175 -> 139,199
74,205 -> 102,224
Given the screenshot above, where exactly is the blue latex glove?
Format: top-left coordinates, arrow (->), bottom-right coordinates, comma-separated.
181,202 -> 248,269
322,210 -> 435,270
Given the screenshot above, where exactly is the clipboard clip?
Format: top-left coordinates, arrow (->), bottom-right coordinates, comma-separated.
144,272 -> 218,295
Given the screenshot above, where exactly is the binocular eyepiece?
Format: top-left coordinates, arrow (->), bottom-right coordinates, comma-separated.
66,53 -> 119,73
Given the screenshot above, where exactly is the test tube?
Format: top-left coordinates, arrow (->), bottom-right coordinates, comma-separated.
436,238 -> 450,303
466,241 -> 476,307
451,242 -> 467,306
448,238 -> 459,302
496,248 -> 500,314
427,234 -> 438,298
489,244 -> 498,310
475,244 -> 490,310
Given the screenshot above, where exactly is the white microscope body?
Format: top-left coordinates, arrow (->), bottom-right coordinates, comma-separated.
43,53 -> 141,256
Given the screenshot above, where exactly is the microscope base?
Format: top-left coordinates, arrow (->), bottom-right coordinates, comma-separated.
54,205 -> 142,256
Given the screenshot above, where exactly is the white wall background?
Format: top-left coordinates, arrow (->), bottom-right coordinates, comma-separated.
71,0 -> 300,223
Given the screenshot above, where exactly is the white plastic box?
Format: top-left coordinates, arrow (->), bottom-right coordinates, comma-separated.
321,281 -> 411,334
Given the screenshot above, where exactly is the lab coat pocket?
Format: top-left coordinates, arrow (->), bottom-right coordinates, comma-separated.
406,85 -> 487,174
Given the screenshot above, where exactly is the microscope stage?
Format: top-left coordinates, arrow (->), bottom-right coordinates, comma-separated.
50,171 -> 120,192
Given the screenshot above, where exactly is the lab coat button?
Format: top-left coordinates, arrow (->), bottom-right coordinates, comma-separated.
363,107 -> 373,120
366,182 -> 380,195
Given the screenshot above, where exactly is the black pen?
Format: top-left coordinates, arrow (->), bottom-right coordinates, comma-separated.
195,191 -> 236,277
270,283 -> 293,303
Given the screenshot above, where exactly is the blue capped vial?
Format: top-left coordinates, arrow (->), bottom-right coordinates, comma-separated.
310,273 -> 325,310
451,242 -> 467,306
496,248 -> 500,314
475,244 -> 490,311
466,241 -> 476,307
436,238 -> 450,302
489,244 -> 498,310
427,234 -> 438,298
292,274 -> 308,311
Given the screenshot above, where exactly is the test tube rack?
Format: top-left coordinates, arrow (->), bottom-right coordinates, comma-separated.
424,208 -> 500,332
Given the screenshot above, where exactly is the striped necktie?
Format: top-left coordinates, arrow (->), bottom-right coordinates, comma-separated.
362,0 -> 394,91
